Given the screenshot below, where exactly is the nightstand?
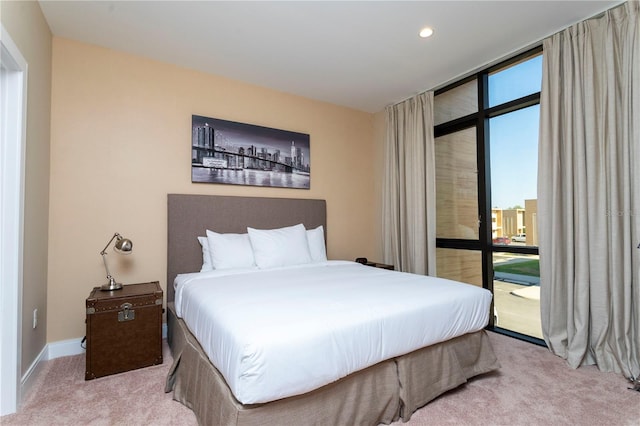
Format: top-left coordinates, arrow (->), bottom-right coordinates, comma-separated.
355,258 -> 394,270
364,261 -> 394,270
85,281 -> 163,380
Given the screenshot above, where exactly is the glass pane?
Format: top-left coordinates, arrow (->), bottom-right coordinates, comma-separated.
488,54 -> 542,107
436,248 -> 482,287
436,127 -> 478,239
489,105 -> 539,247
434,79 -> 478,125
493,252 -> 542,338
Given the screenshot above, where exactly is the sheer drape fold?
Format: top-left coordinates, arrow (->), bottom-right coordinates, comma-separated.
382,92 -> 436,275
538,1 -> 639,379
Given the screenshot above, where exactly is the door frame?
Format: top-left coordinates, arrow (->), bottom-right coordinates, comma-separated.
0,24 -> 28,416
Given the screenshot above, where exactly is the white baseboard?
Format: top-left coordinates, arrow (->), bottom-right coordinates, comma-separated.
20,345 -> 48,402
46,338 -> 86,360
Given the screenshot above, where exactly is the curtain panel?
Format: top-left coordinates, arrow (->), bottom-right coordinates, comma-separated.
382,92 -> 436,275
538,1 -> 639,379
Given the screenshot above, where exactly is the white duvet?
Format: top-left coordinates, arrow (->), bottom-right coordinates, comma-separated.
174,261 -> 492,404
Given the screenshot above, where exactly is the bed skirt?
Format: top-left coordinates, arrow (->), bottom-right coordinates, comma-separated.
165,303 -> 500,425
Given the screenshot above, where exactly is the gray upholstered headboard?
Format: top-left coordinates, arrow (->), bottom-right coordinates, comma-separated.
167,194 -> 327,302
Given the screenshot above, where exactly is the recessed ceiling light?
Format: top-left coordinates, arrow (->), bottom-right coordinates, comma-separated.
419,27 -> 434,38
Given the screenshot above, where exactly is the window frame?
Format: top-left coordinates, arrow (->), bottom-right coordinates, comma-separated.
434,45 -> 544,346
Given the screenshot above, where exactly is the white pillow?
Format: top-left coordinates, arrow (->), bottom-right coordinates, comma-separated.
197,236 -> 213,272
206,230 -> 256,270
247,224 -> 312,269
306,226 -> 327,262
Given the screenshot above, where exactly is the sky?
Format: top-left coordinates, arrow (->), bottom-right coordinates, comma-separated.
487,55 -> 542,209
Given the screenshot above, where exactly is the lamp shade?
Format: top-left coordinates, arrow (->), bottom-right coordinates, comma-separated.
114,237 -> 133,254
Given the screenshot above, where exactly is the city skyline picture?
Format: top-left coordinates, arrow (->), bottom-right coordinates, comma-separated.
191,115 -> 311,189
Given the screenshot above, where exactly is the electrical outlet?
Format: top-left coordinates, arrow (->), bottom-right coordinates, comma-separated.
33,308 -> 38,329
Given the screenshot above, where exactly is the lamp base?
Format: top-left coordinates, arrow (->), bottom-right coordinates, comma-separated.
100,280 -> 123,291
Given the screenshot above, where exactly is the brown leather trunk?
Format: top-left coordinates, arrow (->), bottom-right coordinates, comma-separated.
85,281 -> 163,380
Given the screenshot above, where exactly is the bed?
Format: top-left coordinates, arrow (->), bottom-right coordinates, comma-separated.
164,194 -> 500,425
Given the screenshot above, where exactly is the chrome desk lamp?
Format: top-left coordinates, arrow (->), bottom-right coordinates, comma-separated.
100,232 -> 133,291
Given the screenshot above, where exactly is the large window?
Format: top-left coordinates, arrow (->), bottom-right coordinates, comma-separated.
434,48 -> 543,343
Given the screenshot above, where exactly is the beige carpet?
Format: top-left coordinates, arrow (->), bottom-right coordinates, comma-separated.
395,332 -> 639,426
2,333 -> 638,425
1,342 -> 195,425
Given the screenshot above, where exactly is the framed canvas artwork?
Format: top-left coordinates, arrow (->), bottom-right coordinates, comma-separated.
192,115 -> 310,189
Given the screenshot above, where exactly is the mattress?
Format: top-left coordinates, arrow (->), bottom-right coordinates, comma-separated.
173,260 -> 492,404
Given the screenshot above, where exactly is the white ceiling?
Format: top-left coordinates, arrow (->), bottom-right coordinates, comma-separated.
38,0 -> 622,113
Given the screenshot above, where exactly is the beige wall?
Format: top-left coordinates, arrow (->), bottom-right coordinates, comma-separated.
0,0 -> 52,374
48,38 -> 378,342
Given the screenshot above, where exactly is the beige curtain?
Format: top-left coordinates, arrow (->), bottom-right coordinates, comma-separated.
538,1 -> 639,379
382,92 -> 436,275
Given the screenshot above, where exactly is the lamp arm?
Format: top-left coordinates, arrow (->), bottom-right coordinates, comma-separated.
100,232 -> 121,255
98,232 -> 128,291
102,252 -> 113,280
